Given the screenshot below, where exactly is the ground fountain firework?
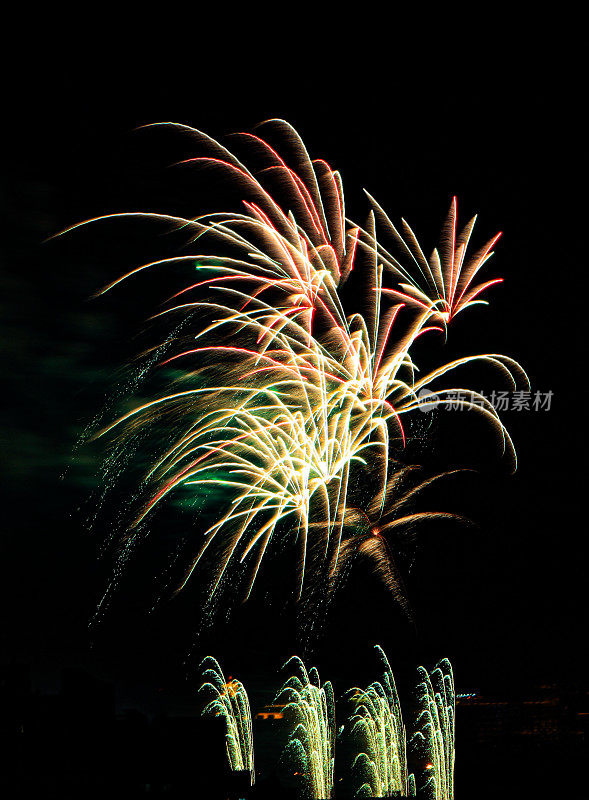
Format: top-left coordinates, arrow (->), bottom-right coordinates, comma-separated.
349,645 -> 415,798
199,656 -> 254,784
411,660 -> 455,800
278,656 -> 335,799
195,650 -> 455,799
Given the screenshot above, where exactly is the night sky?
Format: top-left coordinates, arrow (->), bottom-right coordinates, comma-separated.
2,44 -> 584,769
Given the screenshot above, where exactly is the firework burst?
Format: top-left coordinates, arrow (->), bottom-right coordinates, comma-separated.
359,194 -> 504,326
63,120 -> 528,618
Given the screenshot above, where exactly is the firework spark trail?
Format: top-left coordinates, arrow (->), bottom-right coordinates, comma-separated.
278,656 -> 335,799
199,656 -> 254,783
61,120 -> 528,610
358,194 -> 504,325
349,645 -> 415,798
411,659 -> 455,800
300,465 -> 469,621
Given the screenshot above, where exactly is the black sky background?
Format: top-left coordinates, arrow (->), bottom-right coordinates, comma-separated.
1,41 -> 584,730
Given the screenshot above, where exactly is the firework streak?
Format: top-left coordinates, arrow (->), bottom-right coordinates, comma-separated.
63,120 -> 528,608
